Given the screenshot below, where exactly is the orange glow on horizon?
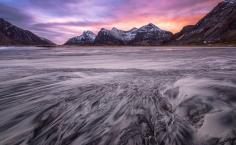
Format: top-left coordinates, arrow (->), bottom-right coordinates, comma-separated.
104,14 -> 206,33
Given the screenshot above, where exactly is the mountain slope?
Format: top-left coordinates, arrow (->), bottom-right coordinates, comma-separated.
95,24 -> 173,46
64,31 -> 96,45
172,0 -> 236,45
0,18 -> 55,46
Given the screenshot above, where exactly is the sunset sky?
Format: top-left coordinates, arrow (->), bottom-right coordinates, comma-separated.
0,0 -> 221,44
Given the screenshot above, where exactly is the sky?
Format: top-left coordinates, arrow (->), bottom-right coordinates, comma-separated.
0,0 -> 221,44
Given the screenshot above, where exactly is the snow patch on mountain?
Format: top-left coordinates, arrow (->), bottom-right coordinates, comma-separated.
138,23 -> 162,32
224,0 -> 236,4
98,23 -> 171,43
65,31 -> 96,45
110,27 -> 138,41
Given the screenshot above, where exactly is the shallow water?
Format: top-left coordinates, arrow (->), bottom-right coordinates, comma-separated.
0,46 -> 236,145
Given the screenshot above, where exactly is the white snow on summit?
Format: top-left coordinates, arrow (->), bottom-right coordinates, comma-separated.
66,31 -> 96,44
138,23 -> 162,32
224,0 -> 236,3
110,27 -> 138,41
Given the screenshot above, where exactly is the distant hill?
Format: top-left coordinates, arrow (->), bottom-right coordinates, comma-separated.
0,18 -> 55,46
171,0 -> 236,45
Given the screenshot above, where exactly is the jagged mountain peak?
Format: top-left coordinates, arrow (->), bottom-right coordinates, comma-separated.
0,18 -> 13,28
99,28 -> 111,36
129,27 -> 138,31
146,23 -> 157,27
0,18 -> 9,23
64,30 -> 96,45
0,18 -> 6,22
145,23 -> 159,28
83,30 -> 95,35
111,27 -> 119,31
138,23 -> 161,32
82,31 -> 96,39
111,27 -> 124,34
100,28 -> 109,31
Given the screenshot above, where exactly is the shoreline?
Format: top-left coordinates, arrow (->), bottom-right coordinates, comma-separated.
0,44 -> 236,48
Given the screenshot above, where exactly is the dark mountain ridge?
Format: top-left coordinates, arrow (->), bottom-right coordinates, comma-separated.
0,18 -> 55,46
172,0 -> 236,45
66,23 -> 173,46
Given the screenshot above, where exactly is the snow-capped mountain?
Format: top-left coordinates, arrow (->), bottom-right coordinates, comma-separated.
64,31 -> 96,45
110,27 -> 138,42
130,23 -> 173,45
94,27 -> 137,45
172,0 -> 236,45
0,18 -> 55,46
137,23 -> 161,32
95,23 -> 173,45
